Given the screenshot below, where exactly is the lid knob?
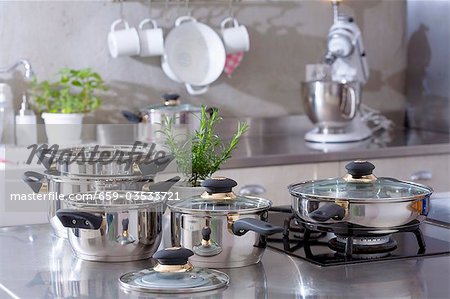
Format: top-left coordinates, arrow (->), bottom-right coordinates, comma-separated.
153,247 -> 193,265
345,161 -> 375,178
163,93 -> 180,106
201,177 -> 238,194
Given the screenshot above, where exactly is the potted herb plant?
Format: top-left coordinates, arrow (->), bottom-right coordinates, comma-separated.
31,68 -> 107,144
161,106 -> 249,198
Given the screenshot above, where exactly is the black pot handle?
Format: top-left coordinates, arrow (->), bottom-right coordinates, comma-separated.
153,247 -> 194,265
232,218 -> 284,236
147,176 -> 181,193
56,209 -> 103,230
122,110 -> 143,124
201,177 -> 238,194
138,154 -> 175,176
345,161 -> 375,178
22,171 -> 45,193
309,203 -> 346,222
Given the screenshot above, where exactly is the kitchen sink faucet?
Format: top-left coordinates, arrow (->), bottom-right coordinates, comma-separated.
0,59 -> 34,79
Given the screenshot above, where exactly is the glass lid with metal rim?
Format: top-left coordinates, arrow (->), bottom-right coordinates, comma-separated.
119,247 -> 229,294
288,161 -> 433,201
167,177 -> 272,214
146,93 -> 202,113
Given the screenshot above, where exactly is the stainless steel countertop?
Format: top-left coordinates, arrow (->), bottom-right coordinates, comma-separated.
96,115 -> 450,169
220,115 -> 450,169
0,223 -> 449,299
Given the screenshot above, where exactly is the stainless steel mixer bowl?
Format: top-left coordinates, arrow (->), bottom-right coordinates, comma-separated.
301,81 -> 361,129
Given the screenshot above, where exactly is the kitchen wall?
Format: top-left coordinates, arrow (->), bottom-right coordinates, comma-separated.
0,0 -> 407,125
406,0 -> 450,133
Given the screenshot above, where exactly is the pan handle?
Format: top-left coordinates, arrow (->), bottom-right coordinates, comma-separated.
232,218 -> 284,236
22,171 -> 46,193
122,110 -> 143,124
309,203 -> 345,222
56,209 -> 103,230
138,154 -> 175,176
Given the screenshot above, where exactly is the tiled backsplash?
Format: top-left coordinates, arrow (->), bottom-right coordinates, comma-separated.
0,0 -> 406,125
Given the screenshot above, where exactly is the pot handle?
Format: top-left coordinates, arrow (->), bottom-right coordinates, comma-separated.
232,218 -> 284,236
56,209 -> 103,230
341,84 -> 357,120
122,110 -> 143,124
146,176 -> 181,192
138,154 -> 175,176
22,171 -> 45,193
309,203 -> 345,222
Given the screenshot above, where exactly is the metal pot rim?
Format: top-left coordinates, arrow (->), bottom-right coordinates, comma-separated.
288,178 -> 433,203
167,202 -> 271,216
44,171 -> 155,183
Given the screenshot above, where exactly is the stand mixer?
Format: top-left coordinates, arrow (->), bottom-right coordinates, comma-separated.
302,0 -> 372,144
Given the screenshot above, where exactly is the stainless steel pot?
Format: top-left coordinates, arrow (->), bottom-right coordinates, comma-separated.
36,144 -> 174,176
122,94 -> 203,143
22,171 -> 179,239
167,177 -> 283,268
301,81 -> 360,129
56,191 -> 166,262
288,161 -> 433,232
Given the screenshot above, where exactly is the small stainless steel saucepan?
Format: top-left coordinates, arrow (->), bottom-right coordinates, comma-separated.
167,177 -> 284,268
288,161 -> 433,231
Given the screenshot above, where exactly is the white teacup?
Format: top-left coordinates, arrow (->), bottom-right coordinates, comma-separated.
220,17 -> 250,54
108,19 -> 140,58
139,18 -> 164,57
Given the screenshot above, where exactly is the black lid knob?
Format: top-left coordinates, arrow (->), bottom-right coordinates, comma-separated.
153,247 -> 194,265
201,227 -> 211,241
201,177 -> 238,194
162,93 -> 180,101
345,161 -> 375,178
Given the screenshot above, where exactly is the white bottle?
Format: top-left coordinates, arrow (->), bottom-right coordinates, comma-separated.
0,83 -> 15,145
15,93 -> 37,146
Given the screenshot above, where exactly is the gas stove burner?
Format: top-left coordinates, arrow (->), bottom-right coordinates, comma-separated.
329,235 -> 397,255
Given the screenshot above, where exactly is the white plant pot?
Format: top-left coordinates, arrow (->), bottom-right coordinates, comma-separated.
42,113 -> 84,145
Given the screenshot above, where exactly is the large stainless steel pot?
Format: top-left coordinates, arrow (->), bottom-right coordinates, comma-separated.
122,94 -> 203,143
22,171 -> 179,239
288,161 -> 433,232
167,177 -> 283,268
36,144 -> 174,176
56,191 -> 166,262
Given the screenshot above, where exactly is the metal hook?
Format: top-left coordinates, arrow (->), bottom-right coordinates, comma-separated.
185,0 -> 191,17
147,0 -> 152,17
119,0 -> 125,20
228,0 -> 234,18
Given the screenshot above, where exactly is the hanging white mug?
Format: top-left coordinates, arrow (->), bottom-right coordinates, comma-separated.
138,18 -> 164,57
108,19 -> 140,58
220,17 -> 250,54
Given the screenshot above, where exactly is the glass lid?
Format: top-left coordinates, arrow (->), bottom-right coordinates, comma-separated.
119,248 -> 229,294
167,178 -> 272,214
146,94 -> 202,112
289,161 -> 433,202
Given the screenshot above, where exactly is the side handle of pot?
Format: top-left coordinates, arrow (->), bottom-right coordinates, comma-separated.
232,218 -> 284,237
309,203 -> 345,222
56,209 -> 103,230
122,110 -> 143,124
22,171 -> 45,193
138,154 -> 175,176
